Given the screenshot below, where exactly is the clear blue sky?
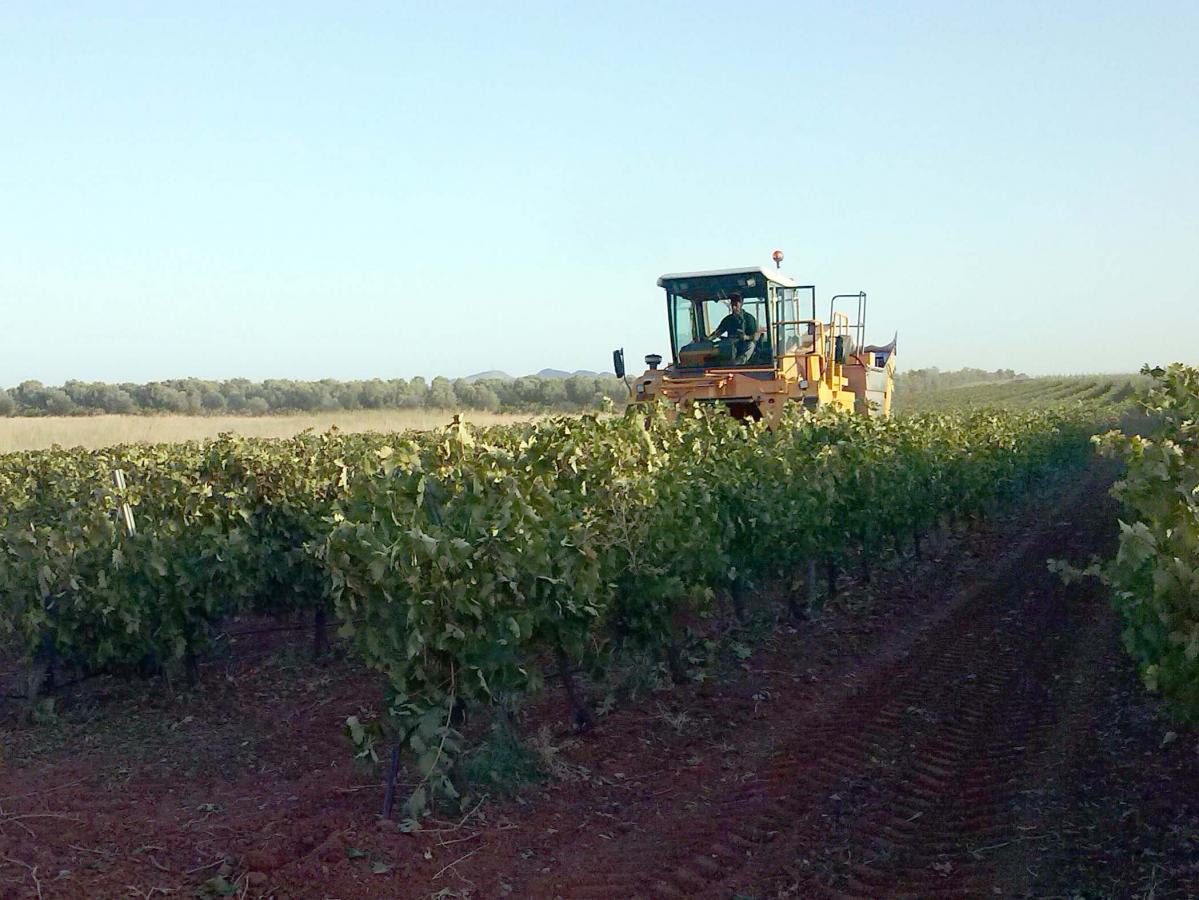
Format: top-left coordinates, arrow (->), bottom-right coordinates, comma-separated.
2,2 -> 1196,387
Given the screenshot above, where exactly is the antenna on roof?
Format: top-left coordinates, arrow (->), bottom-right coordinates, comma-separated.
771,249 -> 784,270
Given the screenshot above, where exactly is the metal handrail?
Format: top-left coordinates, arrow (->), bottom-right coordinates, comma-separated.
829,292 -> 866,353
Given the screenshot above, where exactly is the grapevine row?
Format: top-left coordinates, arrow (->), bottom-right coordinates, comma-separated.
1061,364 -> 1199,722
2,404 -> 1106,812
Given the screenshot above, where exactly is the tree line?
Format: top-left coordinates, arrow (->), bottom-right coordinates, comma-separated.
0,375 -> 627,417
0,368 -> 1032,417
894,367 -> 1026,397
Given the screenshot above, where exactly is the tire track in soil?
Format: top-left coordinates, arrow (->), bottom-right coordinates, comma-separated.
985,566 -> 1119,897
522,469 -> 1115,899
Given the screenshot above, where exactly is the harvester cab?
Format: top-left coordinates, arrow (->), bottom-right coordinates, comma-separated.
618,260 -> 896,423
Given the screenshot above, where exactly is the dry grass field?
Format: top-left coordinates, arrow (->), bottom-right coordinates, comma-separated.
0,409 -> 540,452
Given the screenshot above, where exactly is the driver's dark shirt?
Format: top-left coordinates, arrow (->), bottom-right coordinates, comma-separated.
713,309 -> 757,340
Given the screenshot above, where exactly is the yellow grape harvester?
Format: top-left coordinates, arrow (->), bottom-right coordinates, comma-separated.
613,252 -> 897,424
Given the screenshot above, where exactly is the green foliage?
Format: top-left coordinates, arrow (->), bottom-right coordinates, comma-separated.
1079,364 -> 1199,722
324,403 -> 1096,813
0,431 -> 385,678
0,401 -> 1102,814
460,725 -> 545,795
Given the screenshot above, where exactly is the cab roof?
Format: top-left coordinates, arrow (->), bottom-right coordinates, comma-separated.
657,266 -> 800,289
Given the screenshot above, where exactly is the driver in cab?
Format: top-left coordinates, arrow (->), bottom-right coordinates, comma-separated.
708,293 -> 758,365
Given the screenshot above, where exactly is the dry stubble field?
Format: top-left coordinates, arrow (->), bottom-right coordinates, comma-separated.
0,410 -> 538,453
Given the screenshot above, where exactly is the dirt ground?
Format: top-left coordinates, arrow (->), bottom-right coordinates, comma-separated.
2,463 -> 1197,899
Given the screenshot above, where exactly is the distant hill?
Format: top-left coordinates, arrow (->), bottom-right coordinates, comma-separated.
466,368 -> 607,381
535,368 -> 604,378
